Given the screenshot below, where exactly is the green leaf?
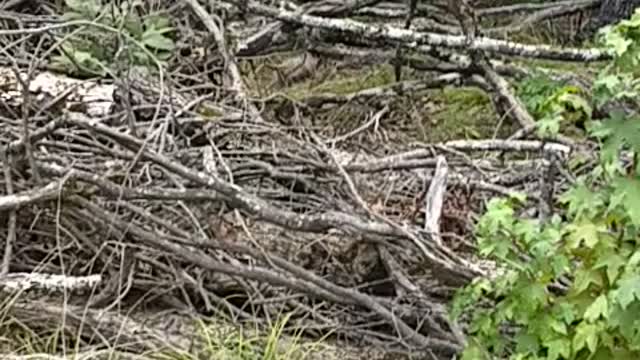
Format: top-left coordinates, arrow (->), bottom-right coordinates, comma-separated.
549,254 -> 571,278
65,0 -> 101,18
598,112 -> 640,153
584,294 -> 609,322
523,281 -> 548,311
603,28 -> 633,56
594,74 -> 622,94
608,185 -> 628,214
574,269 -> 603,293
566,221 -> 605,249
557,92 -> 593,118
594,251 -> 626,283
513,219 -> 538,244
123,12 -> 144,38
453,13 -> 640,359
559,182 -> 604,220
545,338 -> 571,360
470,311 -> 495,335
536,113 -> 562,137
547,318 -> 568,336
609,302 -> 640,342
612,177 -> 640,227
515,333 -> 539,355
609,348 -> 639,360
144,15 -> 172,30
573,322 -> 599,354
61,10 -> 84,21
512,191 -> 529,203
141,29 -> 175,51
590,347 -> 615,360
461,342 -> 490,360
555,303 -> 576,325
64,0 -> 84,12
613,274 -> 640,309
480,198 -> 515,228
628,250 -> 640,268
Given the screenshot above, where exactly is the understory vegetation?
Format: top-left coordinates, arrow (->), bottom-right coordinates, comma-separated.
452,9 -> 640,360
2,0 -> 640,360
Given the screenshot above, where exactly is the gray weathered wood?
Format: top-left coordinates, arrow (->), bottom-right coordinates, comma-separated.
424,155 -> 448,245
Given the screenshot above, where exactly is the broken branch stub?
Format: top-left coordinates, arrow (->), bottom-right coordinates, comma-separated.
424,155 -> 448,245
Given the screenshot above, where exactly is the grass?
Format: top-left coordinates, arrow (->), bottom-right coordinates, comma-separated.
308,65 -> 395,96
425,86 -> 510,142
161,313 -> 326,360
0,301 -> 333,360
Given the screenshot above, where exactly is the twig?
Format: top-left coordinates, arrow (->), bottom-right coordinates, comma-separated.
1,148 -> 16,275
183,0 -> 265,122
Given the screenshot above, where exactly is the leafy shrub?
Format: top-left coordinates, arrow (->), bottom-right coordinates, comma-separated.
451,9 -> 640,360
52,0 -> 175,76
516,74 -> 567,117
517,74 -> 592,137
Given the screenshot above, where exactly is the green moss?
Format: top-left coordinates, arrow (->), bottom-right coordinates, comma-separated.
240,56 -> 514,143
281,64 -> 395,100
299,64 -> 508,141
420,87 -> 511,142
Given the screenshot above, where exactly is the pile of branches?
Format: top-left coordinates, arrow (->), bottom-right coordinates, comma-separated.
0,0 -> 625,358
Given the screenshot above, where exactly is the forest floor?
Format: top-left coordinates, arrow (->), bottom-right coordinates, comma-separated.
0,1 -> 611,359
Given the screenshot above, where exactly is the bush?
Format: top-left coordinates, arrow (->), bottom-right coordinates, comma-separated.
451,9 -> 640,360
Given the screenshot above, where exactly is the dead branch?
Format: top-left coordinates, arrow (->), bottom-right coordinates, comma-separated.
237,0 -> 609,61
0,1 -> 609,358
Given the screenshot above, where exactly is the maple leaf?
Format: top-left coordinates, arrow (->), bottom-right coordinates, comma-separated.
560,182 -> 604,220
574,269 -> 604,293
613,274 -> 640,309
609,301 -> 640,344
573,322 -> 600,354
612,177 -> 640,227
584,294 -> 609,322
599,112 -> 640,153
566,221 -> 605,249
515,332 -> 539,355
545,338 -> 571,360
594,251 -> 626,283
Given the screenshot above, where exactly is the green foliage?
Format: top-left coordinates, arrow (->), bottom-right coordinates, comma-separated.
517,74 -> 567,117
516,74 -> 592,137
451,10 -> 640,360
52,0 -> 175,76
591,9 -> 640,111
